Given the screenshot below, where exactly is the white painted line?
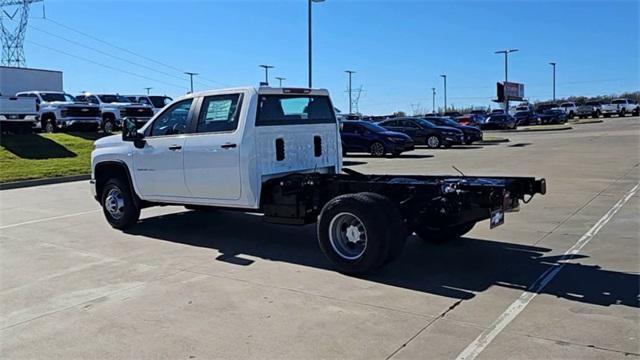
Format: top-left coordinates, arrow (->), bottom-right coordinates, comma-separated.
455,183 -> 640,360
0,209 -> 100,230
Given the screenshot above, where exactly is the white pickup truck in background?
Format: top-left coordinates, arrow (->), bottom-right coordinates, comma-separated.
90,86 -> 546,274
611,99 -> 639,117
0,95 -> 39,133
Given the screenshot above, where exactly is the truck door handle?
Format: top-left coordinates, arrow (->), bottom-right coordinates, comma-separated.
168,145 -> 182,151
221,143 -> 237,149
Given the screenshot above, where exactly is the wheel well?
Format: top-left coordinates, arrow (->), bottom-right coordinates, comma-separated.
41,112 -> 55,126
103,112 -> 115,121
94,162 -> 132,201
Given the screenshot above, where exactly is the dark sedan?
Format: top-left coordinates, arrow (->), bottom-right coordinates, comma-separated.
377,117 -> 464,148
422,116 -> 483,145
537,109 -> 567,124
481,114 -> 518,130
340,121 -> 414,157
514,111 -> 540,126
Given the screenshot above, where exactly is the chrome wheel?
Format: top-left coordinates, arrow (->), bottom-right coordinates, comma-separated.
45,121 -> 55,133
427,136 -> 440,148
104,188 -> 125,220
370,142 -> 385,157
103,121 -> 114,134
329,212 -> 368,260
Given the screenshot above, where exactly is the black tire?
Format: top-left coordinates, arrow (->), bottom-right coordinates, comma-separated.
317,192 -> 405,274
595,110 -> 601,118
426,135 -> 441,149
604,114 -> 610,118
633,108 -> 639,116
391,152 -> 401,157
416,221 -> 476,244
369,141 -> 386,157
619,109 -> 626,117
43,117 -> 57,133
102,117 -> 116,134
101,178 -> 140,229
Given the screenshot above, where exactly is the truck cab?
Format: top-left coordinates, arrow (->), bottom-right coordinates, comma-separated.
125,95 -> 173,115
16,91 -> 102,133
76,93 -> 154,133
91,86 -> 545,274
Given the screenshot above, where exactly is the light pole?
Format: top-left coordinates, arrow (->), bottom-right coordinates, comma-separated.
440,75 -> 447,112
549,62 -> 556,102
144,87 -> 152,95
345,70 -> 355,114
259,64 -> 274,85
184,72 -> 198,93
494,49 -> 518,113
275,77 -> 286,87
308,0 -> 325,88
431,87 -> 436,114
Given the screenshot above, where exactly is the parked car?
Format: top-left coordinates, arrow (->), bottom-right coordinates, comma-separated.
340,120 -> 414,157
514,110 -> 540,126
377,117 -> 464,148
90,86 -> 546,274
75,93 -> 154,133
537,109 -> 567,124
481,114 -> 518,130
0,95 -> 38,133
535,103 -> 559,114
597,102 -> 619,118
611,99 -> 640,117
422,116 -> 483,145
16,91 -> 102,133
559,102 -> 579,119
456,114 -> 485,127
580,101 -> 603,118
126,95 -> 173,115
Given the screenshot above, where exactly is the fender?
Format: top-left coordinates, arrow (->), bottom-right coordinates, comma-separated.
94,160 -> 143,208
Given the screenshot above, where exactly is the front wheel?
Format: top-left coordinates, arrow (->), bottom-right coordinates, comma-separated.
102,119 -> 115,134
318,193 -> 406,274
416,222 -> 476,244
619,109 -> 626,117
101,178 -> 140,229
44,118 -> 57,133
369,141 -> 386,157
426,135 -> 441,149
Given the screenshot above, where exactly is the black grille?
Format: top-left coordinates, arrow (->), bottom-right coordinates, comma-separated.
123,107 -> 153,117
67,106 -> 100,117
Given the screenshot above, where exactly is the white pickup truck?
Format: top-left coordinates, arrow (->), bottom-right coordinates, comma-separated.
0,95 -> 39,133
75,93 -> 154,133
91,87 -> 546,274
16,91 -> 102,132
611,99 -> 639,117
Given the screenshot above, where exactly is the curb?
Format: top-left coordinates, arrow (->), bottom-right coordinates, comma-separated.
569,120 -> 603,125
478,137 -> 510,144
0,174 -> 90,191
489,126 -> 572,133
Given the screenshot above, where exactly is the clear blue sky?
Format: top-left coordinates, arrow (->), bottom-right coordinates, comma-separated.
20,0 -> 640,114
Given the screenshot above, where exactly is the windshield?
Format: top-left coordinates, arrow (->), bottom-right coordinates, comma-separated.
611,100 -> 625,104
98,95 -> 131,103
256,95 -> 335,126
149,96 -> 172,108
41,93 -> 76,102
359,121 -> 388,133
415,118 -> 435,128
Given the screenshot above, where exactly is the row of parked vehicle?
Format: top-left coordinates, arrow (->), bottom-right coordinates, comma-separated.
0,90 -> 172,134
340,116 -> 483,157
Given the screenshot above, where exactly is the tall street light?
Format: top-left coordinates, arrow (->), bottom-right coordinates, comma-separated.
431,87 -> 436,114
494,49 -> 518,113
144,87 -> 152,95
549,62 -> 556,102
308,0 -> 325,88
440,75 -> 447,112
184,72 -> 199,93
345,70 -> 356,114
259,64 -> 274,85
275,77 -> 286,87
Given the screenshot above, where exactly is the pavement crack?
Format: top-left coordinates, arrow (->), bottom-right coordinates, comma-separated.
385,298 -> 465,360
521,334 -> 640,357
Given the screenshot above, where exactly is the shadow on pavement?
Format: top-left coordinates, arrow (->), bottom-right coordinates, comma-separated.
127,210 -> 639,308
0,134 -> 76,159
415,145 -> 483,150
345,154 -> 433,159
508,143 -> 532,148
342,160 -> 368,167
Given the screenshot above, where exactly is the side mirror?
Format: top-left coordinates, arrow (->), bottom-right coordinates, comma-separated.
122,117 -> 145,148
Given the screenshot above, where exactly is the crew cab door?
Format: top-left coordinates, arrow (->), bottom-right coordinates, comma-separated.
183,94 -> 242,200
133,99 -> 194,198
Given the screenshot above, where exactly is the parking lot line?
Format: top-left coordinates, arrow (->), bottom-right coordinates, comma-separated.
0,209 -> 100,230
454,182 -> 640,360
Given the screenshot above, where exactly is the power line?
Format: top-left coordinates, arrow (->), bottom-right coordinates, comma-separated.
33,16 -> 230,87
26,39 -> 188,90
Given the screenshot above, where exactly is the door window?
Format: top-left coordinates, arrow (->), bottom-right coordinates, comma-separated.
149,99 -> 193,136
196,94 -> 242,133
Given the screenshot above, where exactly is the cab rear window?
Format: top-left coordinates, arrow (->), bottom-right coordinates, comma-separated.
256,95 -> 336,126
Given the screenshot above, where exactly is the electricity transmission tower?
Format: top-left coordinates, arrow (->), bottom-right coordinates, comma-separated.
0,0 -> 43,67
347,85 -> 363,114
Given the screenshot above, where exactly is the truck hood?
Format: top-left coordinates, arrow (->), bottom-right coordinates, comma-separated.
94,134 -> 123,149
